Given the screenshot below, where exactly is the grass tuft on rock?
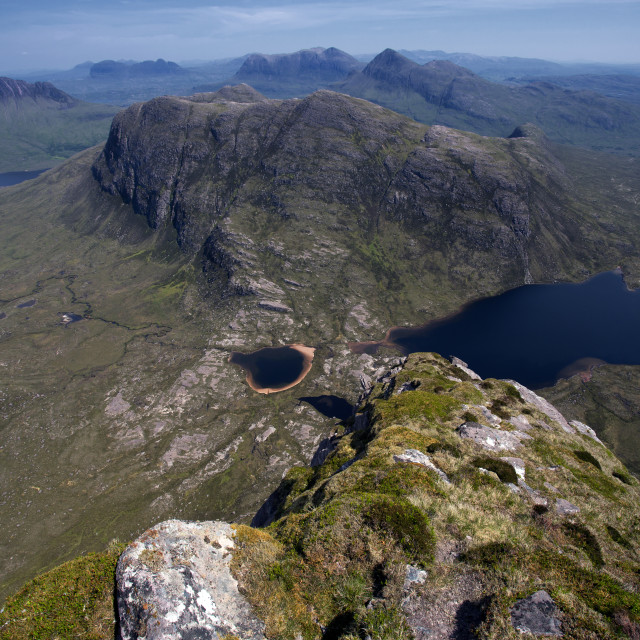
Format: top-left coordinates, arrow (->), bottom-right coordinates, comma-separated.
0,542 -> 124,640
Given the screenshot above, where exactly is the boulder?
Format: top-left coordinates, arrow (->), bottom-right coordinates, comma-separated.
393,448 -> 451,484
510,590 -> 562,636
116,520 -> 265,640
556,498 -> 580,516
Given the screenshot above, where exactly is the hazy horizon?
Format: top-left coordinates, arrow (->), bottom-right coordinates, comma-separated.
1,0 -> 639,76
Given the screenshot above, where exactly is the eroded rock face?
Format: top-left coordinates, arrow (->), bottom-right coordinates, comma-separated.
116,520 -> 265,640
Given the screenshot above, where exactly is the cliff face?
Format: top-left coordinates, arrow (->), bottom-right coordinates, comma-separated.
93,87 -> 640,327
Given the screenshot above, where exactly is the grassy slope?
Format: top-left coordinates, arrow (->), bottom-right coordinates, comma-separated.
0,100 -> 119,171
0,149 -> 198,598
539,365 -> 640,477
230,353 -> 640,639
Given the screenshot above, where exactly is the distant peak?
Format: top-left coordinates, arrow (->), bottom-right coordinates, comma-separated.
0,77 -> 76,105
190,84 -> 268,104
364,49 -> 417,72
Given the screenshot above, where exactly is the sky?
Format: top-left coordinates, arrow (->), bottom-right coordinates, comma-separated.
1,0 -> 639,74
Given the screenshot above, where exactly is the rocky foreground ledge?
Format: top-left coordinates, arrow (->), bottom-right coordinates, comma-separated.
116,353 -> 640,640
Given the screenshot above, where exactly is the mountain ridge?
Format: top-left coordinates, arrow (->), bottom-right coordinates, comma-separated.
335,49 -> 640,155
2,352 -> 639,639
0,77 -> 118,171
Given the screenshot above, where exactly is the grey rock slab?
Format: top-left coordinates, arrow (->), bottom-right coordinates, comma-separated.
457,422 -> 532,452
569,420 -> 604,445
393,449 -> 451,484
509,414 -> 532,432
510,590 -> 562,636
450,356 -> 482,380
505,381 -> 575,434
477,405 -> 502,426
117,520 -> 266,640
517,479 -> 548,506
404,564 -> 428,589
556,498 -> 580,515
257,300 -> 292,313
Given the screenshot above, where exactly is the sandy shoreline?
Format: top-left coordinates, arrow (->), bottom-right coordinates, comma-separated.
241,344 -> 316,394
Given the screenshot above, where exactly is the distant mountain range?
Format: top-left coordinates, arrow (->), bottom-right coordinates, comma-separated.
0,77 -> 118,171
89,58 -> 185,80
334,49 -> 640,155
3,46 -> 640,172
395,49 -> 640,81
193,47 -> 363,97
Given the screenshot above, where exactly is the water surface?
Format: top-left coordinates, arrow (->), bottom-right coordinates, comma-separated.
230,344 -> 315,393
299,395 -> 354,421
351,271 -> 640,389
0,169 -> 47,188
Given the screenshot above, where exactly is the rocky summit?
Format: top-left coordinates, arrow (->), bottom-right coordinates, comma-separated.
113,353 -> 640,639
4,352 -> 638,639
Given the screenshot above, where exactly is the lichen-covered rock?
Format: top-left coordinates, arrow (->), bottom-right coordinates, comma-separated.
116,520 -> 265,640
510,590 -> 562,636
457,421 -> 532,451
393,448 -> 451,484
506,381 -> 575,433
555,498 -> 580,516
570,420 -> 604,445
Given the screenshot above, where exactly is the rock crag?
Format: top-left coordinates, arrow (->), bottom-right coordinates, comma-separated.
115,353 -> 640,640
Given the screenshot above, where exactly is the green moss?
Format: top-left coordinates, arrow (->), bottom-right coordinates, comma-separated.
562,522 -> 604,568
359,463 -> 441,498
465,544 -> 640,625
568,465 -> 623,500
471,457 -> 518,484
425,439 -> 461,458
356,602 -> 413,640
606,525 -> 633,550
573,449 -> 602,470
531,438 -> 567,467
0,543 -> 125,640
374,390 -> 461,424
364,496 -> 435,567
613,470 -> 634,485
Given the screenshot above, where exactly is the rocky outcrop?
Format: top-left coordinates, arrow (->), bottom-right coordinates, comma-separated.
510,590 -> 562,636
106,352 -> 640,639
116,520 -> 265,640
